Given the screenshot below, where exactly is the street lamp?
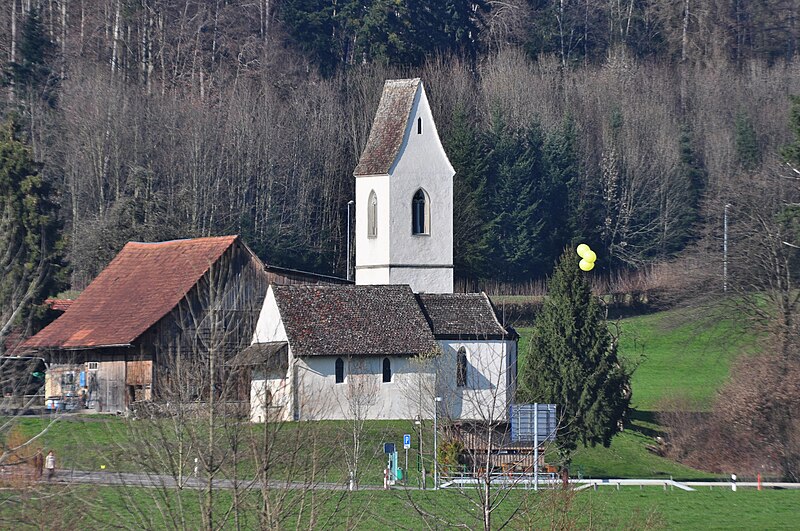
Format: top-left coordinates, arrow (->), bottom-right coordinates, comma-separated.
415,417 -> 425,489
346,200 -> 355,281
433,396 -> 442,489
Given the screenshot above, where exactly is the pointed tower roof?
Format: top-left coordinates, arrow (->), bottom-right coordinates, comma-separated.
354,78 -> 421,176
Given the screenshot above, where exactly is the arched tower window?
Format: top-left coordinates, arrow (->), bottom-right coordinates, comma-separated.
417,117 -> 422,134
382,358 -> 392,383
335,358 -> 345,384
456,347 -> 467,387
368,190 -> 378,239
412,189 -> 430,235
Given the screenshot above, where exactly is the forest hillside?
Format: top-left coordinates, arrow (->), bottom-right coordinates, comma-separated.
2,1 -> 800,293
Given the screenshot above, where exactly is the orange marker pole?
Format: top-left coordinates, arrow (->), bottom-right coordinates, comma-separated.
757,473 -> 762,491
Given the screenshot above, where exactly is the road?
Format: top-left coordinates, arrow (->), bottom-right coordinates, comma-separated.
47,470 -> 800,491
49,469 -> 390,491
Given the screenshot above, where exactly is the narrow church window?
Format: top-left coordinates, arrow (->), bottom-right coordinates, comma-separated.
335,357 -> 345,384
417,117 -> 422,134
383,357 -> 392,383
412,189 -> 430,235
368,190 -> 378,238
456,347 -> 467,387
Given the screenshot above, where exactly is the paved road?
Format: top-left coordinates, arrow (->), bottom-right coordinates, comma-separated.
47,470 -> 800,491
49,469 -> 391,491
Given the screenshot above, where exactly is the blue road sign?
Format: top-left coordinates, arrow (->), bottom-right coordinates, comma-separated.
403,434 -> 411,449
384,442 -> 395,454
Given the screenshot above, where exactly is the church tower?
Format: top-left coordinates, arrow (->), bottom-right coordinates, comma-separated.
354,79 -> 454,294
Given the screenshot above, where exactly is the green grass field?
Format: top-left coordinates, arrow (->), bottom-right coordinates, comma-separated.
518,304 -> 759,412
515,303 -> 762,479
2,485 -> 797,530
12,415 -> 436,486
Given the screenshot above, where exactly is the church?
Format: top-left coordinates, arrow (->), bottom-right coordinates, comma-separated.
22,78 -> 518,423
245,79 -> 519,423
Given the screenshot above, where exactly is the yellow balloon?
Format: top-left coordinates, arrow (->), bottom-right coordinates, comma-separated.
579,259 -> 594,272
584,249 -> 597,263
576,244 -> 590,257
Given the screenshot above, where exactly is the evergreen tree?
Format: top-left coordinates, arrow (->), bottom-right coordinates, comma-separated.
281,0 -> 486,73
280,0 -> 340,75
781,95 -> 800,169
7,7 -> 58,106
484,116 -> 548,281
544,116 -> 578,262
518,248 -> 631,468
735,111 -> 761,172
446,105 -> 490,280
0,121 -> 64,348
656,124 -> 706,257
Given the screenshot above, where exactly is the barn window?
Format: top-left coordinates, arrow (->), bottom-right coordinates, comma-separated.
335,358 -> 345,384
368,190 -> 378,238
382,358 -> 392,383
412,189 -> 430,235
87,361 -> 99,371
417,117 -> 422,134
456,347 -> 467,387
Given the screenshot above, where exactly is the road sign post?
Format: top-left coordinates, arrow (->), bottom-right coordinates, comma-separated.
403,434 -> 411,483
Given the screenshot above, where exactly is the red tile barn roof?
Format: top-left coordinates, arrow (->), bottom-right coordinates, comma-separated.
24,236 -> 239,349
354,78 -> 420,176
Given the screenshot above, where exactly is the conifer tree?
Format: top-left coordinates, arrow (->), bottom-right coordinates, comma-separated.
781,95 -> 800,169
735,111 -> 761,172
544,117 -> 578,262
7,7 -> 58,106
484,117 -> 548,281
447,105 -> 489,280
0,120 -> 64,348
518,248 -> 631,468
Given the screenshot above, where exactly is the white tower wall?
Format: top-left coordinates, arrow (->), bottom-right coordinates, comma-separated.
355,80 -> 454,294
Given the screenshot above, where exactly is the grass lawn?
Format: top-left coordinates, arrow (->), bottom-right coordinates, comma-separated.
518,304 -> 759,413
2,484 -> 797,529
11,415 -> 435,486
515,303 -> 762,479
614,305 -> 760,411
565,412 -> 716,480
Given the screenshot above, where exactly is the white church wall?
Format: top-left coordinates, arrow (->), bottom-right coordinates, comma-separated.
355,175 -> 391,283
435,339 -> 516,422
388,267 -> 452,295
252,287 -> 289,345
250,370 -> 293,423
250,287 -> 294,423
295,355 -> 434,420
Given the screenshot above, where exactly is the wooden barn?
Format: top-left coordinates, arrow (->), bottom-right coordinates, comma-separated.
23,235 -> 343,412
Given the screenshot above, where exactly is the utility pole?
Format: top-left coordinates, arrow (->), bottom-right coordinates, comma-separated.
346,200 -> 354,281
433,396 -> 442,489
724,203 -> 731,292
